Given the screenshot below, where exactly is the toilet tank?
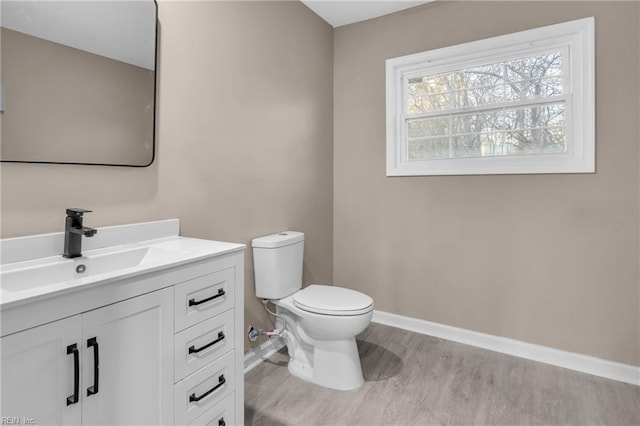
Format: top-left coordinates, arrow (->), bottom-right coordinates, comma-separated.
252,231 -> 304,299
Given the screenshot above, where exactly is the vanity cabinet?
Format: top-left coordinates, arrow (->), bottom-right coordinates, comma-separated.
173,268 -> 237,425
1,316 -> 82,425
1,241 -> 244,426
1,287 -> 173,425
81,287 -> 174,425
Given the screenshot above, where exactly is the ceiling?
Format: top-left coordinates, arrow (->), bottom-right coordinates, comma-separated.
2,1 -> 432,67
301,0 -> 433,27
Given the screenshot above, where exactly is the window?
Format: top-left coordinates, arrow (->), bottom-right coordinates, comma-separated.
386,18 -> 594,176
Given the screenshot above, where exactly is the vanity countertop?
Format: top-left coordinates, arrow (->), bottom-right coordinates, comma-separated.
0,219 -> 245,336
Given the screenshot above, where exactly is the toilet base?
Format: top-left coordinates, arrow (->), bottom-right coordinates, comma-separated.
287,337 -> 364,391
273,294 -> 371,392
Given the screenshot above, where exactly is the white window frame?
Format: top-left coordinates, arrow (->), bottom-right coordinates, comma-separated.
385,17 -> 595,176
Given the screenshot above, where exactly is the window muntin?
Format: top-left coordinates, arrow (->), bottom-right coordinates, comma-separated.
406,52 -> 564,114
406,102 -> 567,160
385,17 -> 594,176
403,50 -> 567,161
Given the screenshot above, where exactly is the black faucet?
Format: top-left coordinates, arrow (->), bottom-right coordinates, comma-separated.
63,208 -> 97,258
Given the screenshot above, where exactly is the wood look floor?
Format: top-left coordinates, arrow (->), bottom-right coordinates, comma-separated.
245,323 -> 640,425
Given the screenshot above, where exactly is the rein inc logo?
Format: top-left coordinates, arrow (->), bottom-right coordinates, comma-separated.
1,418 -> 35,425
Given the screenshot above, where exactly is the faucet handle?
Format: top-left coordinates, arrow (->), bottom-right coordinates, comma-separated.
66,208 -> 92,217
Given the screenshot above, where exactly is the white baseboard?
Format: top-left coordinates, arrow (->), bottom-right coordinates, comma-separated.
244,337 -> 286,373
372,310 -> 640,386
241,310 -> 639,386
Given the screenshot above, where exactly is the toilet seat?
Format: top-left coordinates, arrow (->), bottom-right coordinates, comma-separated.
293,284 -> 373,316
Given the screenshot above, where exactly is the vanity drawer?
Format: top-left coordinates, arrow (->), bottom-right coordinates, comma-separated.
175,309 -> 235,382
175,350 -> 235,425
175,268 -> 235,332
189,392 -> 235,426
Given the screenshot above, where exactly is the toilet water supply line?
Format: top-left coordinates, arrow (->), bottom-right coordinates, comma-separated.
247,299 -> 286,342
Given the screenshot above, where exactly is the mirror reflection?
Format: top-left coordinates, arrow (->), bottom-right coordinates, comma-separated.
0,0 -> 157,166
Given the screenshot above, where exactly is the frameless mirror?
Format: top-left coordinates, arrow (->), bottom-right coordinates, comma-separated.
0,0 -> 157,166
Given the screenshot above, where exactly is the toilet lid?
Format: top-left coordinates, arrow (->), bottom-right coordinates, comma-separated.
293,285 -> 373,316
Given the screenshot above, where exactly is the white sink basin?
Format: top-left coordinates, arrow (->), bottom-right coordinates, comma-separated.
1,246 -> 171,293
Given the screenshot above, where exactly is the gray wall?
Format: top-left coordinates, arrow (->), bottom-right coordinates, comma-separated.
2,0 -> 638,367
0,1 -> 334,352
333,1 -> 639,366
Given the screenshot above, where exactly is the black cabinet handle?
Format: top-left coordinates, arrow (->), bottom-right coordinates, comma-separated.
188,288 -> 225,307
189,375 -> 226,403
66,344 -> 79,406
189,331 -> 225,354
87,337 -> 99,396
219,418 -> 226,426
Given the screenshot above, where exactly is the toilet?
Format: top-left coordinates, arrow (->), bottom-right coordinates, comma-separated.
252,231 -> 373,391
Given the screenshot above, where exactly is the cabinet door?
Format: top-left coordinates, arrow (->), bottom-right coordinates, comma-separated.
1,316 -> 82,425
81,288 -> 173,425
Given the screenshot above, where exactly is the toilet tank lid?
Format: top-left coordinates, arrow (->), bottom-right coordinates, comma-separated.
252,231 -> 304,248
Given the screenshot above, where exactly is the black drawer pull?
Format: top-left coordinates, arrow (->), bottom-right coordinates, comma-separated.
189,288 -> 225,307
189,331 -> 225,354
219,418 -> 226,426
87,337 -> 99,397
189,375 -> 226,403
66,344 -> 79,406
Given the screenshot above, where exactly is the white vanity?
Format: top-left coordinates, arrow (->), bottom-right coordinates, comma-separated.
0,219 -> 245,425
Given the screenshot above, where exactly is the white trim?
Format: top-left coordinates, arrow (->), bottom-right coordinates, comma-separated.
372,310 -> 640,386
386,17 -> 595,176
244,337 -> 286,374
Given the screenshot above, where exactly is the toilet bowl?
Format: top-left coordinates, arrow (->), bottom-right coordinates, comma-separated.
274,285 -> 373,390
252,232 -> 374,391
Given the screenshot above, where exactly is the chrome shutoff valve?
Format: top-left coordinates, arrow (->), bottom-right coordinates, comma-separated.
248,326 -> 283,341
248,327 -> 261,342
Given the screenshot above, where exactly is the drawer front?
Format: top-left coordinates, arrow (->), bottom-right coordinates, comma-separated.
189,392 -> 235,426
175,350 -> 235,425
175,267 -> 235,332
175,309 -> 235,382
